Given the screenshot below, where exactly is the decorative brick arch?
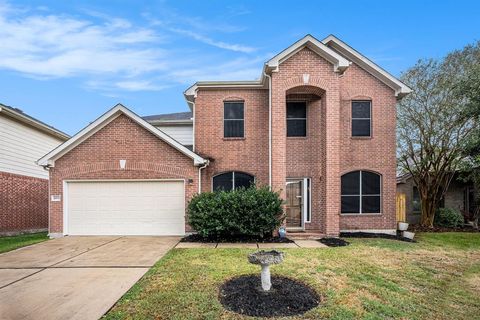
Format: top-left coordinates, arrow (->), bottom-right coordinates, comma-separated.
56,161 -> 189,178
341,89 -> 374,101
283,75 -> 332,93
223,96 -> 245,102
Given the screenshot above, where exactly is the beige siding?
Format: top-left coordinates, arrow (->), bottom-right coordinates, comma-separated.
155,124 -> 193,146
0,114 -> 64,179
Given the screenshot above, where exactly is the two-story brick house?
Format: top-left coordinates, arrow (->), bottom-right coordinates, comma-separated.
38,35 -> 411,238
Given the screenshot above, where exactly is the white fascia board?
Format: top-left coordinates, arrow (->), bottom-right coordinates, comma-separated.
183,80 -> 266,108
37,104 -> 206,167
266,34 -> 350,73
322,35 -> 412,98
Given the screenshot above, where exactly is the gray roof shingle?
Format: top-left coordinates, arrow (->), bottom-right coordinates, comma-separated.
143,111 -> 192,122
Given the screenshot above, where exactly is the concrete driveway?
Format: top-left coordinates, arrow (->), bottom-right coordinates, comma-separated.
0,236 -> 179,320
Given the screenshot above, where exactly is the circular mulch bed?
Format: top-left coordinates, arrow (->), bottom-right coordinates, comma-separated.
219,275 -> 320,317
318,237 -> 350,247
180,234 -> 294,243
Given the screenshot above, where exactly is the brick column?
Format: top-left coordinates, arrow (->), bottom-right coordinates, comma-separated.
324,81 -> 341,236
270,76 -> 287,200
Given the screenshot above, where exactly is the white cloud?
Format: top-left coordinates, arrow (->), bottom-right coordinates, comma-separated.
0,2 -> 261,92
168,28 -> 255,53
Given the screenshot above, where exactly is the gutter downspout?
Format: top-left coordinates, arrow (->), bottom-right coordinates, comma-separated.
191,99 -> 196,152
198,160 -> 210,193
263,71 -> 272,189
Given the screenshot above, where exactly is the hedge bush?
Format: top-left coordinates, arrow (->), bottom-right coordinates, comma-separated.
434,208 -> 464,228
187,186 -> 284,238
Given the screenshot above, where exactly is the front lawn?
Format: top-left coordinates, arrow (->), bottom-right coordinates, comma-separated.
0,232 -> 48,254
105,232 -> 480,320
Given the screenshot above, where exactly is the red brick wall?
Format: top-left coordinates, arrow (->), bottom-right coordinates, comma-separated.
338,63 -> 397,231
0,171 -> 48,235
272,48 -> 341,235
49,114 -> 198,234
194,46 -> 398,235
194,89 -> 269,191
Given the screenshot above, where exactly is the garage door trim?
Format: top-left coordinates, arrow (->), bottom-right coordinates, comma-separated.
62,179 -> 186,235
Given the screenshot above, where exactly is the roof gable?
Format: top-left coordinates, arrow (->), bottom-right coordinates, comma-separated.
322,35 -> 412,98
37,104 -> 206,167
266,34 -> 350,73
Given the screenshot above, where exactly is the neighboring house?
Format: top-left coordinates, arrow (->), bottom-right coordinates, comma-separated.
38,34 -> 411,238
397,173 -> 477,224
0,104 -> 69,235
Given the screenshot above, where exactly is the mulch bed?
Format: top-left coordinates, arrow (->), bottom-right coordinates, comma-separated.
180,234 -> 294,243
318,237 -> 350,247
409,225 -> 479,233
340,232 -> 416,243
219,275 -> 320,317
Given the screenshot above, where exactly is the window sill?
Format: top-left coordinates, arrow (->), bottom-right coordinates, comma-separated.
223,137 -> 245,141
351,136 -> 372,140
287,136 -> 308,140
340,213 -> 382,216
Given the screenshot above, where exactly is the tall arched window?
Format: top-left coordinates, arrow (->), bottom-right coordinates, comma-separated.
341,171 -> 381,214
213,171 -> 254,191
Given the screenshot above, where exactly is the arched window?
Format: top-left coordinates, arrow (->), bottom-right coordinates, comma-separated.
341,171 -> 381,214
213,171 -> 254,191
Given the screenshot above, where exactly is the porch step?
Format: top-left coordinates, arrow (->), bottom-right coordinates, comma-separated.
286,231 -> 325,240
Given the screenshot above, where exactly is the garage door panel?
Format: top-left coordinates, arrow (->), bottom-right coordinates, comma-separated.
67,181 -> 185,236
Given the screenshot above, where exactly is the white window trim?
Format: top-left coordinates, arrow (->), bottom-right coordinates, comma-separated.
341,171 -> 382,215
351,101 -> 372,138
304,178 -> 311,223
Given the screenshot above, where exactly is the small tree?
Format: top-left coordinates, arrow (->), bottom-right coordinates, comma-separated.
397,43 -> 479,227
457,63 -> 480,228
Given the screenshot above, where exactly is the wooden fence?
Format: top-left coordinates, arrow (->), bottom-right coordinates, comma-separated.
396,193 -> 406,222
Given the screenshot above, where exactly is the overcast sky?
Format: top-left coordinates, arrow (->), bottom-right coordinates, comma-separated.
1,0 -> 479,135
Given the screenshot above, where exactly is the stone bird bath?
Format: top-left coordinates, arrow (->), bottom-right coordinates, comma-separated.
248,250 -> 284,291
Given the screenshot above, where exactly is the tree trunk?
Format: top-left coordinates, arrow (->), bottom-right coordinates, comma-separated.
420,197 -> 436,228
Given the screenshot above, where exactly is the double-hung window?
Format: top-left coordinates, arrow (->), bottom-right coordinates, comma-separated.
341,171 -> 381,214
224,101 -> 244,138
352,101 -> 371,137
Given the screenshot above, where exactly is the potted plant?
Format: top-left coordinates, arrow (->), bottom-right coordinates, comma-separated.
398,221 -> 409,231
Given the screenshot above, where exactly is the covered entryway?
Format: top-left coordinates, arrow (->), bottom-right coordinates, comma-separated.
66,180 -> 185,236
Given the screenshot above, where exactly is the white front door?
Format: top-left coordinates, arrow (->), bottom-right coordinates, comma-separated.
66,181 -> 185,236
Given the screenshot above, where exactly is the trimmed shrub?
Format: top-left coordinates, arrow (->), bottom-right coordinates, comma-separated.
434,208 -> 464,228
187,186 -> 284,238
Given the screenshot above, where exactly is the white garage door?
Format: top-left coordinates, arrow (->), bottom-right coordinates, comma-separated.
66,181 -> 185,236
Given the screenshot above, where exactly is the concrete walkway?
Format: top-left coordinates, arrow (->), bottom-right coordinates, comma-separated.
175,239 -> 327,248
0,236 -> 179,320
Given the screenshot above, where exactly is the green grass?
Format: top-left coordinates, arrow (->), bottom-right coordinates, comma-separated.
0,232 -> 48,254
104,232 -> 480,320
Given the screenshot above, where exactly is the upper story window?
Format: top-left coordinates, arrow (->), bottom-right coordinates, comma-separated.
224,101 -> 244,138
352,101 -> 371,137
287,102 -> 307,137
341,170 -> 381,214
213,171 -> 254,191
